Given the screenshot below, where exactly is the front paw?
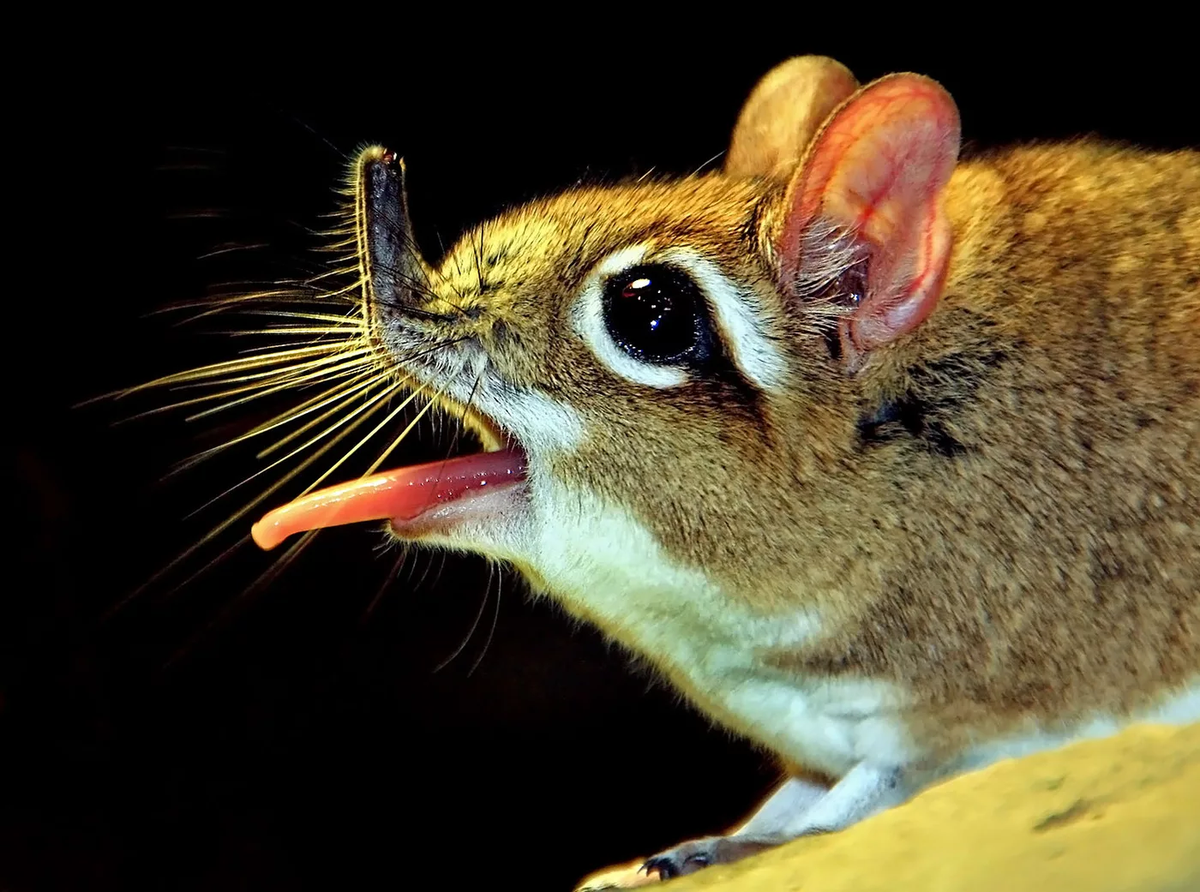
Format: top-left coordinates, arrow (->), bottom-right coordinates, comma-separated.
573,835 -> 777,889
643,835 -> 775,880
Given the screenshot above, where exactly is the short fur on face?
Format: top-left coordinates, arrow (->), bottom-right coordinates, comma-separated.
358,62 -> 1200,778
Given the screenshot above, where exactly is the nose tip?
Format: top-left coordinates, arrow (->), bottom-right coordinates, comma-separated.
357,147 -> 429,313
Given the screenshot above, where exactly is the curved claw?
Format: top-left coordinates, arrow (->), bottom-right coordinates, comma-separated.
642,849 -> 711,880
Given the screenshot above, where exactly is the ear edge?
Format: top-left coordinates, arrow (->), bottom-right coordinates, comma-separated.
774,73 -> 962,364
788,74 -> 961,241
725,56 -> 859,180
843,209 -> 954,358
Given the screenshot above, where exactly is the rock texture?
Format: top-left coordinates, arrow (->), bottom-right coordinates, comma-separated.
671,723 -> 1200,892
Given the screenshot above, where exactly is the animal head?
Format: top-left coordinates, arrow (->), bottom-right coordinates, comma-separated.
252,56 -> 961,632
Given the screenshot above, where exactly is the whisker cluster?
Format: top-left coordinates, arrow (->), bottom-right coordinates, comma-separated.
101,154 -> 509,657
106,186 -> 448,613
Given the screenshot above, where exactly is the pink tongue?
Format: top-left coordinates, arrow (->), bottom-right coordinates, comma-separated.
250,449 -> 527,551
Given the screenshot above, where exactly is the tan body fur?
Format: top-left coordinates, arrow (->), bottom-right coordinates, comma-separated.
285,58 -> 1200,885
402,142 -> 1199,757
767,143 -> 1200,759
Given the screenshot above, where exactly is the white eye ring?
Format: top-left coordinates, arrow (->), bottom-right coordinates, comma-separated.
573,245 -> 689,388
573,245 -> 787,393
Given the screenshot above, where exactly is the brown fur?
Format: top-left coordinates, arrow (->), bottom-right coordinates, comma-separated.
367,78 -> 1198,768
768,142 -> 1200,759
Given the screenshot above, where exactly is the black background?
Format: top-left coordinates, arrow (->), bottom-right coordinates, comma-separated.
8,25 -> 1198,892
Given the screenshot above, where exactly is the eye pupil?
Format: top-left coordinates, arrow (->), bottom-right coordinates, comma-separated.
604,265 -> 708,365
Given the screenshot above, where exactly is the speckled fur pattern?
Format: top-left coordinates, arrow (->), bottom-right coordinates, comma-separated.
357,62 -> 1200,870
759,143 -> 1200,761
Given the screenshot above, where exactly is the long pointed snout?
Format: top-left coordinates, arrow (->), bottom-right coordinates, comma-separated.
356,147 -> 433,317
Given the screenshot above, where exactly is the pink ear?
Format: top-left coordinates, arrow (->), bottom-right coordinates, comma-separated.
777,74 -> 961,360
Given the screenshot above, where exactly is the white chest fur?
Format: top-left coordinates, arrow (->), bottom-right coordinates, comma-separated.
523,483 -> 913,779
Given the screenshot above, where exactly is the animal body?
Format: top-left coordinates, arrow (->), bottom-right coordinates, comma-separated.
241,57 -> 1199,886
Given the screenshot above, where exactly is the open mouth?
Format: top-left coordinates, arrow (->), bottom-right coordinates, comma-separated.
250,442 -> 527,551
250,147 -> 528,552
252,375 -> 529,552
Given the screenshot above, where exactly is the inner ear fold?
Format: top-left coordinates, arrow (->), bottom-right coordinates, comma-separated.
724,56 -> 859,180
776,74 -> 961,363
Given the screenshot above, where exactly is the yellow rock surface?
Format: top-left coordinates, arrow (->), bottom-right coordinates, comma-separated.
673,723 -> 1200,892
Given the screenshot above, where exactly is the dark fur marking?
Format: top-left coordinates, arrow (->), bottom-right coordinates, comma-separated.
701,339 -> 773,442
742,195 -> 771,258
823,326 -> 843,362
857,332 -> 1014,459
857,394 -> 968,458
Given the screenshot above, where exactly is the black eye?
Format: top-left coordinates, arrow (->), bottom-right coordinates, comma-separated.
602,265 -> 711,365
